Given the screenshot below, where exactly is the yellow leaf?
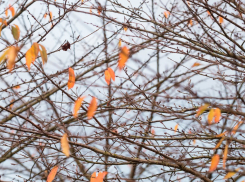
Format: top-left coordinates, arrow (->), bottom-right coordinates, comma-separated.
7,46 -> 18,72
39,44 -> 48,64
214,108 -> 221,123
0,49 -> 9,65
118,46 -> 129,70
68,68 -> 75,89
47,166 -> 58,182
196,103 -> 209,117
174,124 -> 178,133
213,136 -> 225,150
191,62 -> 201,68
209,154 -> 219,172
11,24 -> 20,41
207,108 -> 214,124
118,38 -> 122,47
108,67 -> 115,81
104,70 -> 111,85
87,97 -> 97,119
73,96 -> 86,118
223,142 -> 228,168
219,16 -> 224,24
224,172 -> 236,179
90,171 -> 108,182
61,133 -> 70,157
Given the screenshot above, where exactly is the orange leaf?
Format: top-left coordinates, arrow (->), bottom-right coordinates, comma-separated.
216,131 -> 227,137
219,16 -> 224,24
90,6 -> 92,14
118,38 -> 122,47
9,99 -> 14,110
108,67 -> 115,81
44,13 -> 47,18
47,166 -> 58,182
5,9 -> 8,16
13,85 -> 20,89
191,62 -> 201,68
164,11 -> 170,18
214,108 -> 221,123
223,143 -> 228,168
98,6 -> 102,15
209,154 -> 220,172
9,6 -> 15,17
7,46 -> 18,72
11,24 -> 20,41
49,12 -> 53,21
207,108 -> 214,125
193,139 -> 196,145
189,19 -> 193,26
61,133 -> 70,157
123,25 -> 128,32
213,136 -> 225,150
73,96 -> 85,118
90,171 -> 108,182
118,46 -> 129,70
87,97 -> 97,119
25,49 -> 34,70
104,70 -> 111,85
174,124 -> 178,133
232,121 -> 243,135
196,103 -> 209,117
207,11 -> 211,16
151,128 -> 155,135
224,168 -> 240,179
68,68 -> 75,89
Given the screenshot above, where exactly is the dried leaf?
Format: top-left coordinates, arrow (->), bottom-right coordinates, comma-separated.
61,133 -> 70,157
196,103 -> 209,117
9,6 -> 15,16
191,62 -> 201,68
214,108 -> 221,123
223,142 -> 228,168
208,108 -> 215,125
98,5 -> 102,15
213,136 -> 225,150
174,124 -> 178,133
189,19 -> 193,26
209,154 -> 220,172
49,12 -> 53,22
7,46 -> 18,72
11,24 -> 20,41
90,171 -> 108,182
61,41 -> 70,51
219,16 -> 224,24
118,38 -> 122,47
13,85 -> 20,89
39,44 -> 48,64
118,46 -> 129,70
232,121 -> 243,135
73,96 -> 86,118
0,49 -> 8,65
164,11 -> 170,18
104,70 -> 111,85
47,166 -> 58,182
123,25 -> 128,32
87,97 -> 97,119
107,67 -> 115,81
68,68 -> 75,89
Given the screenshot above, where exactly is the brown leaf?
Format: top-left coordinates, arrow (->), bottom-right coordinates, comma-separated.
61,41 -> 71,51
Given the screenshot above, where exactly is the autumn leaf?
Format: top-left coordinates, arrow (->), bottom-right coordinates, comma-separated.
118,46 -> 129,70
25,49 -> 34,70
118,38 -> 122,47
7,46 -> 18,72
68,67 -> 75,89
219,16 -> 224,24
174,124 -> 178,133
193,139 -> 196,145
224,168 -> 240,179
196,103 -> 209,117
9,99 -> 14,110
98,5 -> 102,15
11,24 -> 20,41
223,142 -> 228,168
9,5 -> 15,16
207,108 -> 214,124
231,121 -> 243,135
164,11 -> 170,18
13,85 -> 20,89
61,133 -> 70,157
213,136 -> 225,150
104,70 -> 111,85
73,96 -> 86,118
191,62 -> 201,68
47,166 -> 58,182
44,13 -> 47,18
87,97 -> 97,119
189,19 -> 193,26
5,9 -> 8,16
214,108 -> 221,123
207,11 -> 211,16
123,25 -> 128,32
216,131 -> 227,137
209,154 -> 220,172
49,12 -> 53,22
90,171 -> 108,182
39,44 -> 48,64
151,128 -> 155,135
107,67 -> 115,81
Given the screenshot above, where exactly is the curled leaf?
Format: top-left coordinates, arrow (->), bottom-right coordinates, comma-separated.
39,44 -> 48,64
61,133 -> 70,157
196,103 -> 209,117
118,46 -> 129,70
47,166 -> 58,182
68,68 -> 75,89
73,96 -> 86,118
87,97 -> 97,119
209,154 -> 220,172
